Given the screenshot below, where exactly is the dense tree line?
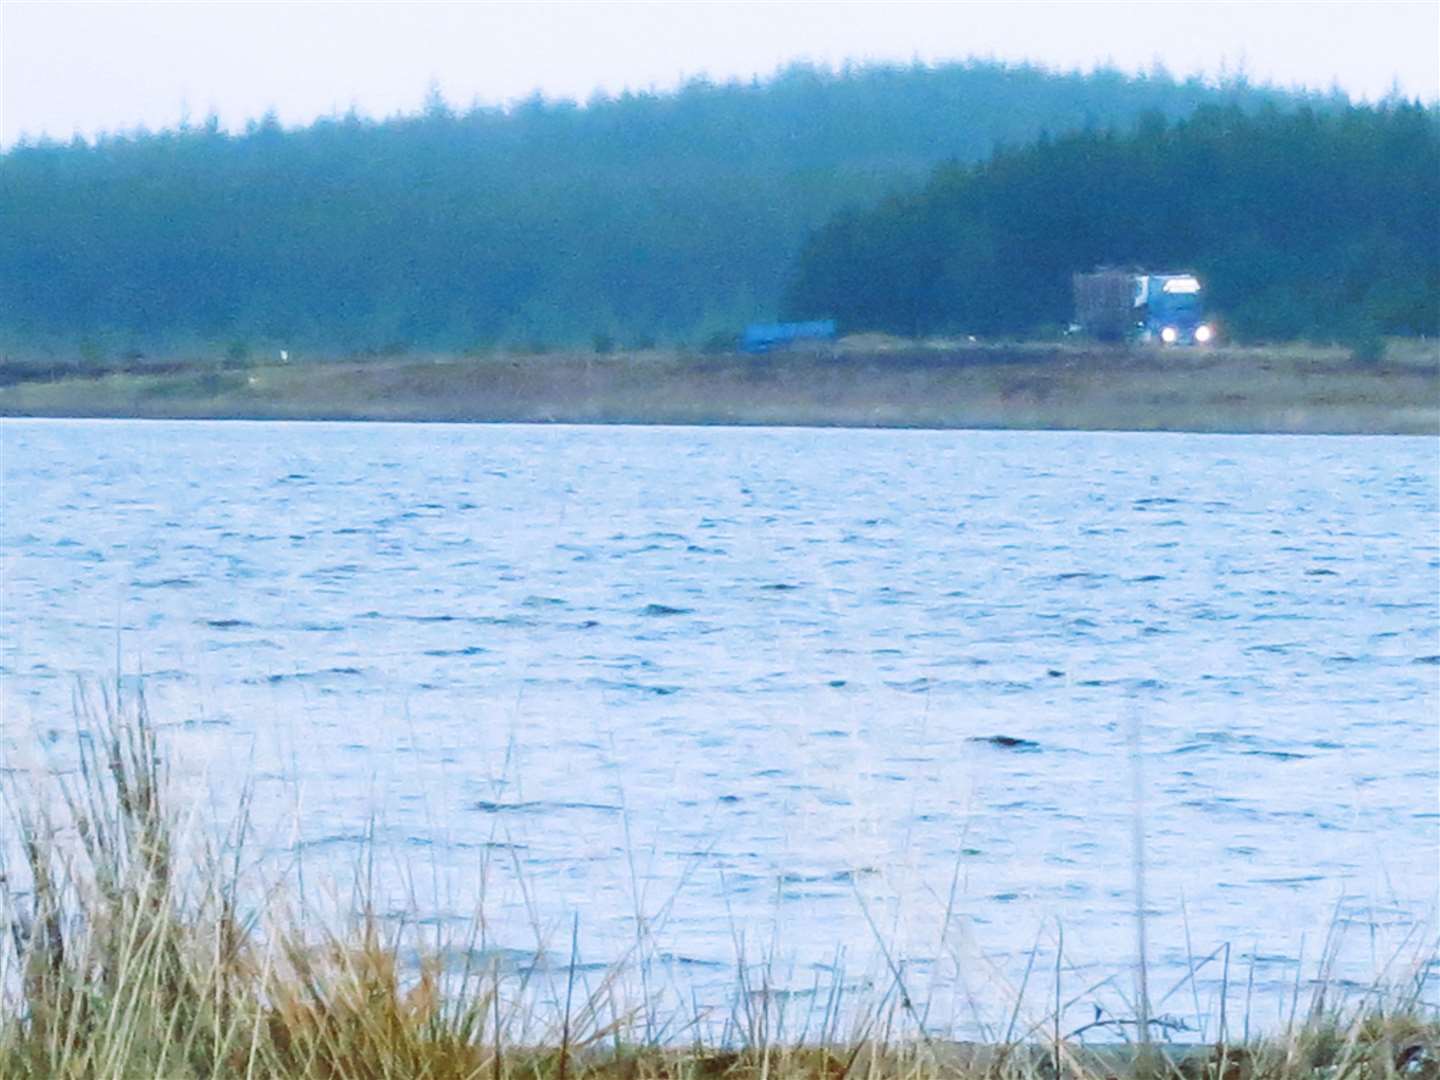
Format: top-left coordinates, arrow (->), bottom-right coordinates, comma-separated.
786,101 -> 1439,343
1,59 -> 1319,357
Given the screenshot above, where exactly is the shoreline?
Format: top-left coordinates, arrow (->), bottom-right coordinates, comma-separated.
2,341 -> 1437,435
4,411 -> 1438,438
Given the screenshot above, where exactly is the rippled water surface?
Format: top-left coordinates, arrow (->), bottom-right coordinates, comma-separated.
3,419 -> 1437,1036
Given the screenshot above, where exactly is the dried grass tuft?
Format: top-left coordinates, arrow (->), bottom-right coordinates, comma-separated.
2,695 -> 1434,1078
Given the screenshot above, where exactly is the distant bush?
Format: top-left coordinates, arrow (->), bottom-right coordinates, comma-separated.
141,370 -> 243,399
1348,334 -> 1387,365
700,329 -> 738,355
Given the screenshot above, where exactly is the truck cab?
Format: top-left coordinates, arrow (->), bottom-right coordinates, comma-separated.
1135,274 -> 1214,345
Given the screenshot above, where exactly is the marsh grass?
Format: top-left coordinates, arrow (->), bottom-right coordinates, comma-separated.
1,694 -> 1435,1079
4,338 -> 1436,434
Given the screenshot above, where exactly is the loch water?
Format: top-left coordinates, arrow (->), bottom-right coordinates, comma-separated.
3,419 -> 1437,1037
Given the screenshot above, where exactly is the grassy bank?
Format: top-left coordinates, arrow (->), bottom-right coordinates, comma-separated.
2,697 -> 1435,1078
1,339 -> 1437,434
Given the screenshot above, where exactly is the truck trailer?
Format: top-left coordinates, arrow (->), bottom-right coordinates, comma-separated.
1073,270 -> 1214,345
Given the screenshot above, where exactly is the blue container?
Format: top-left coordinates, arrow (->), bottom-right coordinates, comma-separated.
741,319 -> 837,354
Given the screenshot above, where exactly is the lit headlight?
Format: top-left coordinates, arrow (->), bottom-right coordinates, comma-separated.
1194,324 -> 1213,343
1161,326 -> 1178,344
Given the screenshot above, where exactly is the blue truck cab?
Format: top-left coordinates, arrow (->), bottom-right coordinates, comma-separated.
1135,274 -> 1214,345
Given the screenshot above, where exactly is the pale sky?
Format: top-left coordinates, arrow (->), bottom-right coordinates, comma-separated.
2,1 -> 1437,147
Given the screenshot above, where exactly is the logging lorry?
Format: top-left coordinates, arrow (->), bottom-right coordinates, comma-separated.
1073,269 -> 1215,345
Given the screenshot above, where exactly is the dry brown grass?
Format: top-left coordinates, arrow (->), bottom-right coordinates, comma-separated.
1,339 -> 1435,433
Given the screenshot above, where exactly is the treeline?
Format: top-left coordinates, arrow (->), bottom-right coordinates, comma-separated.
786,102 -> 1439,343
1,59 -> 1318,357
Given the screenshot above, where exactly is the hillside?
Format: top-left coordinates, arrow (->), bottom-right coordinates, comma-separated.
0,59 -> 1321,357
785,101 -> 1440,343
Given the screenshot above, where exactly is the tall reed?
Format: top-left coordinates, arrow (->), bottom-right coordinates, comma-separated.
1,692 -> 1434,1078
